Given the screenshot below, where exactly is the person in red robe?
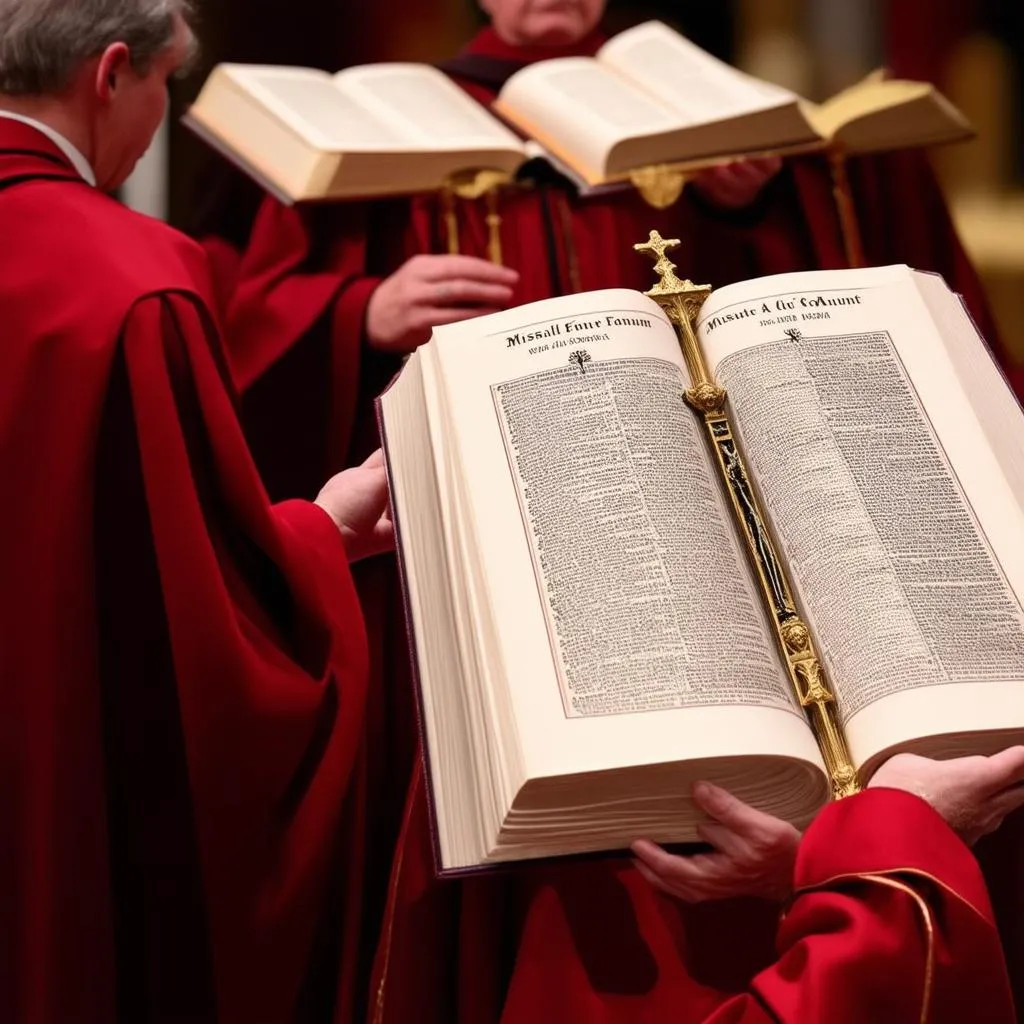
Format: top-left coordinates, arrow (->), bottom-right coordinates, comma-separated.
210,10 -> 785,1020
0,3 -> 392,1021
205,0 -> 1024,1018
372,752 -> 1024,1024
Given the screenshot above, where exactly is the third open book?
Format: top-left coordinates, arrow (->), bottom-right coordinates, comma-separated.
186,21 -> 971,201
378,264 -> 1024,873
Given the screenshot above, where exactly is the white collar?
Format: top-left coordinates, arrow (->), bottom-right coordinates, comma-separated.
0,110 -> 96,186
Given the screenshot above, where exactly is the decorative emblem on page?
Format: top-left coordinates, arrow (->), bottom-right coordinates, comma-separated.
569,350 -> 592,374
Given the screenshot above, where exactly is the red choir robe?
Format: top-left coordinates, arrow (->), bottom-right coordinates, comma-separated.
209,25 -> 1023,1022
372,775 -> 1016,1024
0,119 -> 371,1023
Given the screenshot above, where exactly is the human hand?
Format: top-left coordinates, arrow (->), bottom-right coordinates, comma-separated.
691,156 -> 783,210
315,449 -> 394,562
869,747 -> 1024,846
365,254 -> 519,354
631,781 -> 800,903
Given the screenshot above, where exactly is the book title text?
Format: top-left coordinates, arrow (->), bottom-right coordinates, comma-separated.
705,294 -> 864,334
506,313 -> 654,354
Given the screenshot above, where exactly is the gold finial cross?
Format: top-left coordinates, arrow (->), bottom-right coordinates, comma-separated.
633,229 -> 721,413
633,230 -> 689,295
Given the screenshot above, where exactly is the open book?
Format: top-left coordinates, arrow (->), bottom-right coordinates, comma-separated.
185,21 -> 972,202
378,264 -> 1024,873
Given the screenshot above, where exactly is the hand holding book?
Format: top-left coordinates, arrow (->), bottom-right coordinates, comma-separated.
632,782 -> 801,903
633,746 -> 1024,905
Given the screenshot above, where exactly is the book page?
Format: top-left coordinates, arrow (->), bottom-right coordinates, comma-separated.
214,64 -> 406,150
599,21 -> 801,126
803,74 -> 972,153
429,290 -> 821,784
496,58 -> 683,182
333,63 -> 525,153
697,265 -> 1024,769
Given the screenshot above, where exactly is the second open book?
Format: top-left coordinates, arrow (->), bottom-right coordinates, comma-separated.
187,20 -> 971,202
378,264 -> 1024,874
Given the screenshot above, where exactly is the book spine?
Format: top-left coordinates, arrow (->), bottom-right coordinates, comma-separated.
635,230 -> 860,801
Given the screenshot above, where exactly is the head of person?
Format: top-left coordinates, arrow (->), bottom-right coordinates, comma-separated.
0,0 -> 196,191
479,0 -> 606,48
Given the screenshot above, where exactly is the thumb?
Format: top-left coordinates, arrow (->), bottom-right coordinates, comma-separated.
984,746 -> 1024,792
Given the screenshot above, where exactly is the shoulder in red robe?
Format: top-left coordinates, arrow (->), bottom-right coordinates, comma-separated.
0,120 -> 370,1023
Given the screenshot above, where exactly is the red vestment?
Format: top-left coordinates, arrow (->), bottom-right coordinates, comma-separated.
0,120 -> 371,1023
373,775 -> 1016,1023
209,25 -> 1023,1021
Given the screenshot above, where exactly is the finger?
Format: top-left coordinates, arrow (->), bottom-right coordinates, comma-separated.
631,854 -> 717,903
731,156 -> 782,184
632,859 -> 713,902
417,254 -> 519,284
981,746 -> 1024,792
696,819 -> 748,859
720,161 -> 764,185
361,449 -> 385,468
631,839 -> 730,887
693,782 -> 782,837
987,782 -> 1024,824
753,155 -> 783,177
423,279 -> 515,307
632,857 -> 678,896
698,165 -> 747,193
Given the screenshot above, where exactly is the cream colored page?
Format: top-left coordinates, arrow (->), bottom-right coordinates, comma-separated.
697,265 -> 1024,767
429,290 -> 820,782
497,59 -> 682,178
217,64 -> 404,149
804,77 -> 970,151
333,63 -> 524,152
599,21 -> 801,126
804,78 -> 931,139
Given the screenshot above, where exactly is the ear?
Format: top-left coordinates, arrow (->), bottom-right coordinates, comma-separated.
94,42 -> 131,101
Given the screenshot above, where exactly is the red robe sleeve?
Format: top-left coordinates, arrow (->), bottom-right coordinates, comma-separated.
8,290 -> 369,1023
372,783 -> 1014,1024
735,788 -> 1013,1022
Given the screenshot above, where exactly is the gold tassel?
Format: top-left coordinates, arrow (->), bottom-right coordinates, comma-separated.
484,189 -> 503,266
827,146 -> 866,269
442,188 -> 459,255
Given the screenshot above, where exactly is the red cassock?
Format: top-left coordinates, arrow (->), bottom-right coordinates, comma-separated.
209,26 -> 1024,1022
0,119 -> 372,1023
372,774 -> 1016,1024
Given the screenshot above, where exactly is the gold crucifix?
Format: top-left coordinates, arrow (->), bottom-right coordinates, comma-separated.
633,230 -> 724,415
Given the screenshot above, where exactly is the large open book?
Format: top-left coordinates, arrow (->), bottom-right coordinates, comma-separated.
378,263 -> 1024,873
185,21 -> 971,202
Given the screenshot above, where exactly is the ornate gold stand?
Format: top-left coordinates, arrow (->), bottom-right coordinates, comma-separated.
634,230 -> 860,800
441,169 -> 511,264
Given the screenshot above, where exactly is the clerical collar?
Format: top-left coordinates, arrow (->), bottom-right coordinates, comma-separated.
0,111 -> 96,186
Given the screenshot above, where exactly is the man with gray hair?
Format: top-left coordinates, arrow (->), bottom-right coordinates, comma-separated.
0,2 -> 391,1021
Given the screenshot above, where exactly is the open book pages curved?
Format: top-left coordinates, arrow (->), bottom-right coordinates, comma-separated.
378,267 -> 1024,873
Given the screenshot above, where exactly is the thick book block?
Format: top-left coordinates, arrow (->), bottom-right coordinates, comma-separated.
378,266 -> 1024,873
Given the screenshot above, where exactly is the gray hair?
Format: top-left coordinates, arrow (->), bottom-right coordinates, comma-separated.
0,0 -> 193,95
